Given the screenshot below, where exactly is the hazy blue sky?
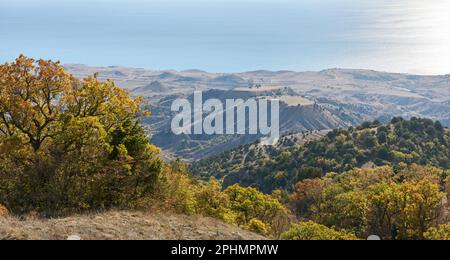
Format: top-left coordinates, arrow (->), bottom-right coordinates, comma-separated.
1,0 -> 449,74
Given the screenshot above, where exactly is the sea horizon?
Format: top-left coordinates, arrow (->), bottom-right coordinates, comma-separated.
1,0 -> 450,75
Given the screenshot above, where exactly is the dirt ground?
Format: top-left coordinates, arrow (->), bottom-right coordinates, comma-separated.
0,211 -> 266,240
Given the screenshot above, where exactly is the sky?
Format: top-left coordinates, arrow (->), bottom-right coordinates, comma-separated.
1,0 -> 450,74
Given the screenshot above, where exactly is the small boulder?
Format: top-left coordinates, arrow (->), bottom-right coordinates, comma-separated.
67,235 -> 82,240
367,235 -> 381,240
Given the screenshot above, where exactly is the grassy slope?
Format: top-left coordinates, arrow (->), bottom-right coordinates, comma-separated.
0,211 -> 266,240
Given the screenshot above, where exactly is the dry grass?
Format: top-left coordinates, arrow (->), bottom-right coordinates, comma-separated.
0,211 -> 266,240
0,204 -> 8,217
276,95 -> 315,106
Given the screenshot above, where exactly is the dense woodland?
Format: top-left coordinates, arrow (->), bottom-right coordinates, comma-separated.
0,56 -> 449,240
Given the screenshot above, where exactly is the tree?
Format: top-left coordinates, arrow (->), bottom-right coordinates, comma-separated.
312,189 -> 369,236
396,180 -> 445,240
360,131 -> 378,149
195,179 -> 237,224
0,56 -> 72,151
0,56 -> 162,215
289,178 -> 329,217
224,184 -> 292,237
192,117 -> 450,193
281,221 -> 358,240
424,223 -> 450,240
288,165 -> 447,240
367,182 -> 403,240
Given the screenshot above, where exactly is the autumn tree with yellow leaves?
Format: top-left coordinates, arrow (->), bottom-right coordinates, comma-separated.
289,165 -> 447,240
0,56 -> 162,215
0,56 -> 448,241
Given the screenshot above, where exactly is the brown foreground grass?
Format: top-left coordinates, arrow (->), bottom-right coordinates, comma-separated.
0,211 -> 266,240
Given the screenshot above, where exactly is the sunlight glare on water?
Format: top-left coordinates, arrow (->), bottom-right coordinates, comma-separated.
0,0 -> 449,74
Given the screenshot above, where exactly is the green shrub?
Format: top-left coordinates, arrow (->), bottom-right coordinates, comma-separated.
224,184 -> 292,237
195,179 -> 237,224
243,218 -> 271,236
281,221 -> 358,240
424,223 -> 450,240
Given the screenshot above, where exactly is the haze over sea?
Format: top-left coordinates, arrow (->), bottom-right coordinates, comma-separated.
1,0 -> 449,75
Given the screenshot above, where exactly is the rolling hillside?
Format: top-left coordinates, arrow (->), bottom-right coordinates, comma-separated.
191,118 -> 450,193
65,65 -> 450,161
146,88 -> 356,160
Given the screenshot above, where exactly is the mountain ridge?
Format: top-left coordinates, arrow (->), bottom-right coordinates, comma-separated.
65,65 -> 450,160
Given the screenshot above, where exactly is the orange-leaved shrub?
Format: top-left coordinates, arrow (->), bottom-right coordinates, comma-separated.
0,204 -> 8,217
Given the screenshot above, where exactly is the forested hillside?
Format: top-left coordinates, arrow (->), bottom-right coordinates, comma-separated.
1,56 -> 449,240
286,164 -> 450,240
0,56 -> 291,239
192,118 -> 450,193
190,130 -> 328,181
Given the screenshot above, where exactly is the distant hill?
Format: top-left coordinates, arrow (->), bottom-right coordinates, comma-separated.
191,118 -> 450,193
146,88 -> 357,160
64,65 -> 450,160
132,81 -> 170,94
65,65 -> 450,131
209,75 -> 247,86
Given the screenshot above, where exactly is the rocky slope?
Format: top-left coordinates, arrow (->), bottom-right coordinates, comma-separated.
64,65 -> 450,160
64,66 -> 450,117
0,211 -> 266,240
146,88 -> 355,161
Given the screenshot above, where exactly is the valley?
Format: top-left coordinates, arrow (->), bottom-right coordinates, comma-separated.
1,57 -> 449,241
65,65 -> 450,161
2,0 -> 450,242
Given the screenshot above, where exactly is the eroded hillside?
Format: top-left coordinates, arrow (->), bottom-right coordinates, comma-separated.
65,65 -> 450,160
